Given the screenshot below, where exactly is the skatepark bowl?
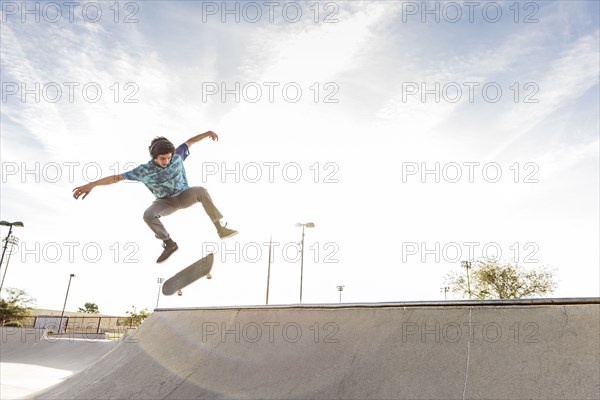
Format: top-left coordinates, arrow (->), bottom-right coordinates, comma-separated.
0,298 -> 598,399
0,328 -> 120,399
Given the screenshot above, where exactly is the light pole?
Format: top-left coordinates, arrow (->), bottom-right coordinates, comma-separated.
266,235 -> 272,305
461,260 -> 472,299
156,278 -> 164,308
440,286 -> 450,300
0,221 -> 24,294
295,222 -> 315,303
336,285 -> 345,303
0,236 -> 19,293
59,274 -> 76,334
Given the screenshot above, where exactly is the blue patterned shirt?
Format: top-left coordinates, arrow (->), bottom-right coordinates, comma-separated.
122,143 -> 190,199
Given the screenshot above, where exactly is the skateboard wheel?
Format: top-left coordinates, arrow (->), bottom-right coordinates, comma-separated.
177,290 -> 183,296
207,274 -> 212,280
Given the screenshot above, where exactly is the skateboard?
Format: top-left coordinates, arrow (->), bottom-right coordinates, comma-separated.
162,253 -> 214,296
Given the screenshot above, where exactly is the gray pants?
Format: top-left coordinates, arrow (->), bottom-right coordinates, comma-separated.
143,186 -> 223,241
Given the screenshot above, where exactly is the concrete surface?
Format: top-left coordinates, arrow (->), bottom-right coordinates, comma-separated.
1,363 -> 73,400
32,299 -> 600,399
0,328 -> 119,399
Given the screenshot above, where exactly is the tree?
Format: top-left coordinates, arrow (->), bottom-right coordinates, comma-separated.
0,288 -> 36,326
445,259 -> 557,300
78,302 -> 100,314
125,306 -> 151,327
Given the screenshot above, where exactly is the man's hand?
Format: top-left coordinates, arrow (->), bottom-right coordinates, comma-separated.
185,131 -> 219,147
72,183 -> 95,200
206,131 -> 219,141
71,175 -> 122,200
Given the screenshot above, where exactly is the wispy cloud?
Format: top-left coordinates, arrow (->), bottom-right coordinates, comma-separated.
490,32 -> 599,159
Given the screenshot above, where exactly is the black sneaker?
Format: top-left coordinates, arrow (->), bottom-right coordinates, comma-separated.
156,242 -> 178,263
217,223 -> 238,239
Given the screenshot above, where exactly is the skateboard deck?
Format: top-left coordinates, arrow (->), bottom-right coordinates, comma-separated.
162,253 -> 214,296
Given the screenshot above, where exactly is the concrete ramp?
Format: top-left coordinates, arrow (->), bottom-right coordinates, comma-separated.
1,329 -> 118,372
1,328 -> 119,399
37,299 -> 599,399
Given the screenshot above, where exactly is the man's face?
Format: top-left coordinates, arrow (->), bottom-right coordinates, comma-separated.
154,153 -> 172,168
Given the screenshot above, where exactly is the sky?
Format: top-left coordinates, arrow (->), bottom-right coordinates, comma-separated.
0,0 -> 598,316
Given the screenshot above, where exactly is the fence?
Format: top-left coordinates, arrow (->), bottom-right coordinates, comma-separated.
1,314 -> 139,335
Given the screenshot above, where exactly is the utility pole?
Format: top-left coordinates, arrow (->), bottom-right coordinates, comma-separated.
461,260 -> 472,299
295,222 -> 314,303
59,274 -> 76,333
266,236 -> 272,305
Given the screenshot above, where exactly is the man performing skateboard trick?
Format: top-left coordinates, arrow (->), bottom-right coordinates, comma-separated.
72,131 -> 238,263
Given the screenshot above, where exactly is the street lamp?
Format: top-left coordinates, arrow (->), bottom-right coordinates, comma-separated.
336,285 -> 345,303
295,222 -> 315,303
156,278 -> 164,308
0,221 -> 24,294
59,274 -> 76,334
440,286 -> 450,300
0,236 -> 19,293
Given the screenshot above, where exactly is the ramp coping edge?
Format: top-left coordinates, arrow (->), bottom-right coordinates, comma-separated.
154,297 -> 600,312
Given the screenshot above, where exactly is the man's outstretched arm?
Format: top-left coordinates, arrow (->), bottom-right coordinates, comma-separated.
184,131 -> 219,148
72,174 -> 124,200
